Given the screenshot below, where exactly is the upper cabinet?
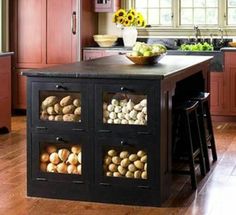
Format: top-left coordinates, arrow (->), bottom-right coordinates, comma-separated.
94,0 -> 120,12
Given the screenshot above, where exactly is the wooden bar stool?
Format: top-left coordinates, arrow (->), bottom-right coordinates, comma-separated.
172,100 -> 206,189
191,92 -> 217,172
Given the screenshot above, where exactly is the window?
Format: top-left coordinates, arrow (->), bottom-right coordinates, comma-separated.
134,0 -> 173,26
227,0 -> 236,25
180,0 -> 218,26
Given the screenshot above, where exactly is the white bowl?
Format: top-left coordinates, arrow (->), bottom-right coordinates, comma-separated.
93,35 -> 118,47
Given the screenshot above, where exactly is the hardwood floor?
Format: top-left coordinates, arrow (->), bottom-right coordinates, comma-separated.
0,116 -> 236,215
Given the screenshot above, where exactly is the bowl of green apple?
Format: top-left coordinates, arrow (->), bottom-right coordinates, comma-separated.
126,42 -> 167,65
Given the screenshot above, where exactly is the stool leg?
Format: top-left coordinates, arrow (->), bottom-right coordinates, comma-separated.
193,109 -> 206,177
184,112 -> 197,190
198,104 -> 210,172
205,102 -> 217,161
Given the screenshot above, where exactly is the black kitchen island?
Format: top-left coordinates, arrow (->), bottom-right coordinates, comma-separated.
23,55 -> 212,206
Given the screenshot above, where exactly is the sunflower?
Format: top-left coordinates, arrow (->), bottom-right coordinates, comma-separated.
128,9 -> 136,17
127,13 -> 135,23
123,18 -> 131,27
117,16 -> 125,25
115,9 -> 126,18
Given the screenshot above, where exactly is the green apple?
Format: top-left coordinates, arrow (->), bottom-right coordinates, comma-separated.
131,51 -> 141,57
143,51 -> 153,57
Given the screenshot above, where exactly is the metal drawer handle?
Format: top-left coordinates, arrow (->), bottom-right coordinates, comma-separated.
55,85 -> 68,90
71,11 -> 76,35
56,137 -> 64,142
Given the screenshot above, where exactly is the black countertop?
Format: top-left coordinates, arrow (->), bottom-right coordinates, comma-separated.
22,55 -> 213,80
0,52 -> 14,57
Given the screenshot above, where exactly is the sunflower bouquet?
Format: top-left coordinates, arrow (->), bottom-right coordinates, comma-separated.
112,8 -> 146,28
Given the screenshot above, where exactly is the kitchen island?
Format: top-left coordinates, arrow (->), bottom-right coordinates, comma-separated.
23,55 -> 212,206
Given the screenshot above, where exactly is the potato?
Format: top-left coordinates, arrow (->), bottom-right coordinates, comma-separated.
74,107 -> 81,115
47,163 -> 57,173
125,171 -> 134,178
129,154 -> 138,162
108,163 -> 118,172
137,150 -> 146,157
119,151 -> 129,159
40,152 -> 49,163
141,171 -> 147,179
40,162 -> 47,172
144,163 -> 147,171
49,152 -> 60,165
134,170 -> 142,179
58,148 -> 70,162
67,153 -> 78,165
111,156 -> 121,165
113,172 -> 121,177
106,171 -> 113,177
60,96 -> 73,107
63,114 -> 79,122
54,103 -> 63,114
104,156 -> 112,165
128,163 -> 137,172
73,98 -> 81,107
67,164 -> 78,174
54,115 -> 63,121
103,110 -> 109,118
42,96 -> 58,108
107,149 -> 117,157
40,111 -> 48,120
57,163 -> 68,174
78,152 -> 82,164
71,145 -> 81,154
134,160 -> 144,170
141,155 -> 147,163
117,165 -> 127,175
46,145 -> 57,154
62,105 -> 76,114
48,115 -> 55,121
77,164 -> 82,175
120,158 -> 130,168
47,106 -> 56,115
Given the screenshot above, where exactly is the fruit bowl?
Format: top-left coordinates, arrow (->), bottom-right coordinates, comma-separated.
126,53 -> 165,65
228,41 -> 236,47
93,35 -> 118,47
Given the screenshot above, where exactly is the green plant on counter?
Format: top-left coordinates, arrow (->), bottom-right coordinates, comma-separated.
180,42 -> 214,51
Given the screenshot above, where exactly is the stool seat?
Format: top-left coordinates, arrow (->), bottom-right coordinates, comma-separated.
172,100 -> 206,189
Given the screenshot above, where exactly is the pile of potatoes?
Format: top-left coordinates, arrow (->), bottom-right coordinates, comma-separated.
40,145 -> 82,175
40,95 -> 81,122
103,149 -> 147,179
103,98 -> 147,125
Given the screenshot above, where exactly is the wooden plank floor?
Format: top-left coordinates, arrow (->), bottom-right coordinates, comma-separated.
0,116 -> 236,215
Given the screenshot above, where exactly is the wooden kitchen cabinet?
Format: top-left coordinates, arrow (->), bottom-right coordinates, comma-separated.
10,0 -> 98,110
83,49 -> 129,61
94,0 -> 120,12
210,72 -> 228,115
0,54 -> 12,133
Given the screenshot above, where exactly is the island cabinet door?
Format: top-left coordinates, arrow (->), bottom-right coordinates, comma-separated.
94,81 -> 159,135
31,81 -> 89,132
30,133 -> 90,190
94,136 -> 158,190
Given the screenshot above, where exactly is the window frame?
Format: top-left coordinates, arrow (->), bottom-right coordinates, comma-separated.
124,0 -> 236,37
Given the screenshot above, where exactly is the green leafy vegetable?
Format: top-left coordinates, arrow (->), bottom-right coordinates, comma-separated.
180,42 -> 214,51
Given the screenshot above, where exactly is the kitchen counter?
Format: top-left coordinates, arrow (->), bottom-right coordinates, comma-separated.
23,55 -> 212,80
0,52 -> 14,57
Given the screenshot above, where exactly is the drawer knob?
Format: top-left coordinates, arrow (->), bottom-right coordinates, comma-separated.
55,85 -> 67,90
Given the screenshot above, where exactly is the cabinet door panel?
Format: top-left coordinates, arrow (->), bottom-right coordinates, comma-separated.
46,0 -> 77,64
230,67 -> 236,113
15,0 -> 46,67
